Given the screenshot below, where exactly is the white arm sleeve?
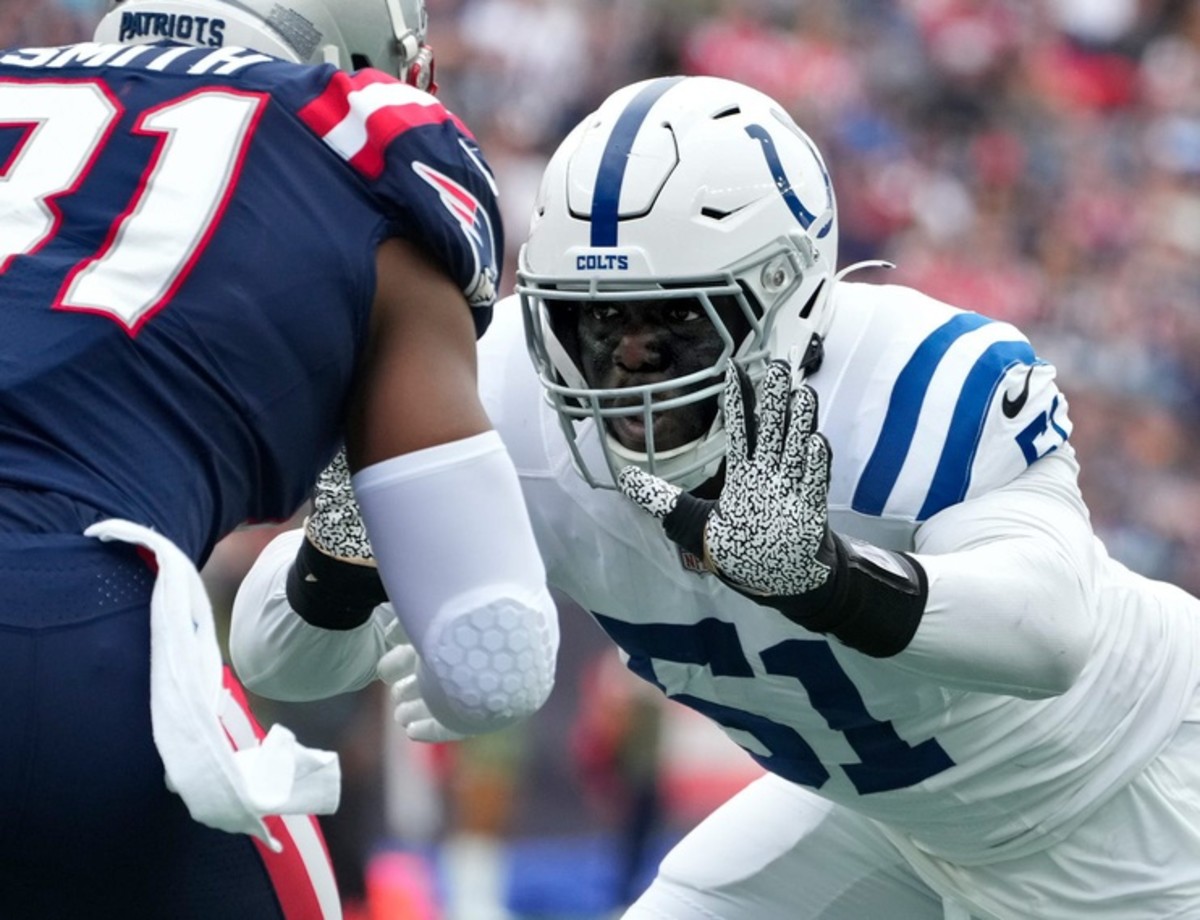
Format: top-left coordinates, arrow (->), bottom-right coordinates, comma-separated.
352,429 -> 559,735
891,450 -> 1097,698
229,528 -> 396,700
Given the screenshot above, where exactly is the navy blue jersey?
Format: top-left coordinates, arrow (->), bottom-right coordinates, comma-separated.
0,41 -> 503,563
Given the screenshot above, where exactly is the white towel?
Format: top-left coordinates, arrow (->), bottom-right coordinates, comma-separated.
86,519 -> 341,853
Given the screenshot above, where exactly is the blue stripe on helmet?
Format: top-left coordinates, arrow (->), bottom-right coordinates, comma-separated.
745,124 -> 834,239
590,77 -> 685,247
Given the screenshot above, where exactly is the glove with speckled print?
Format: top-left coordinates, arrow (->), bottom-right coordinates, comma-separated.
285,448 -> 389,630
618,359 -> 838,598
305,448 -> 374,564
618,359 -> 928,658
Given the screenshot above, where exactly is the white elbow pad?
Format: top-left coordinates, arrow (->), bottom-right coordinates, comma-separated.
353,431 -> 558,734
411,589 -> 557,734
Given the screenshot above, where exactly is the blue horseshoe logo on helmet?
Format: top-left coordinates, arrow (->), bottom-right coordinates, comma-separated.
744,123 -> 833,239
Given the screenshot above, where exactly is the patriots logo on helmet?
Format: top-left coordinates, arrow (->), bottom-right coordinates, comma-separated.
413,159 -> 499,306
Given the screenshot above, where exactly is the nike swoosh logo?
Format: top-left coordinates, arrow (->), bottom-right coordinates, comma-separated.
1001,366 -> 1034,418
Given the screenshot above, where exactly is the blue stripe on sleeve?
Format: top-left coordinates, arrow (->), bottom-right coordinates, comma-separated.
917,342 -> 1035,520
590,77 -> 684,247
852,313 -> 991,516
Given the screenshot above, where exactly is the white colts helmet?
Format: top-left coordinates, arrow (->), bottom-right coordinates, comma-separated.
518,75 -> 839,490
94,0 -> 435,89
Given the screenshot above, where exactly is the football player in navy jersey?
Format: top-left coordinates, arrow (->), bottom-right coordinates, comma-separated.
232,76 -> 1200,919
0,0 -> 559,916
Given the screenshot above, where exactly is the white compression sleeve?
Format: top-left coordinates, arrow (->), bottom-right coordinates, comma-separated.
891,452 -> 1096,698
352,430 -> 558,734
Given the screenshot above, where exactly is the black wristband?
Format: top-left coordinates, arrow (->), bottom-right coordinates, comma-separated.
662,492 -> 716,560
757,534 -> 927,658
285,537 -> 390,631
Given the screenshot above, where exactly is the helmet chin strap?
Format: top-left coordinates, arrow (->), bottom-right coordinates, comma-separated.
784,259 -> 890,385
608,433 -> 703,465
606,400 -> 726,492
794,333 -> 824,379
404,44 -> 437,93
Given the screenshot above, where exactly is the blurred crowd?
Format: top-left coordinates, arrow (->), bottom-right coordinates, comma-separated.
10,0 -> 1200,916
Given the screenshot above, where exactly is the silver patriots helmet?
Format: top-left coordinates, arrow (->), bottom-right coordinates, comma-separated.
94,0 -> 436,90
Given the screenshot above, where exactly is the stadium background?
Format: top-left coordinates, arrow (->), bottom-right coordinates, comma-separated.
11,0 -> 1200,916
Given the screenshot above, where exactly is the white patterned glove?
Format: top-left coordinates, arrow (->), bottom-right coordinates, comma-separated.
377,621 -> 467,743
618,359 -> 928,658
305,449 -> 373,564
285,448 -> 388,630
619,360 -> 838,596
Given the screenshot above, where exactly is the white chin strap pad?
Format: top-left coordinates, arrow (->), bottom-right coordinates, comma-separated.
353,431 -> 558,734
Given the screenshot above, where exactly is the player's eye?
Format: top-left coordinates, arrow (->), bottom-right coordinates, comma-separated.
586,304 -> 621,323
665,304 -> 704,324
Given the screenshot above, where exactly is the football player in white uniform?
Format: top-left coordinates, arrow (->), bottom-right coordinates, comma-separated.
231,76 -> 1200,919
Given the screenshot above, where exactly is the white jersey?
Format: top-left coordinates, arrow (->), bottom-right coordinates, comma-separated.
477,282 -> 1200,866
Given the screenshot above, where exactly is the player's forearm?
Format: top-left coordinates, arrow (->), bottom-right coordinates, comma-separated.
893,454 -> 1096,698
229,528 -> 391,700
353,430 -> 559,735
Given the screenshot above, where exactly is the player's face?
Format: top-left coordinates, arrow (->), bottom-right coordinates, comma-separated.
576,297 -> 749,452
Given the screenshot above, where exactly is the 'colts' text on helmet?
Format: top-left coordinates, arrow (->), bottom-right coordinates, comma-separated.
518,75 -> 839,490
